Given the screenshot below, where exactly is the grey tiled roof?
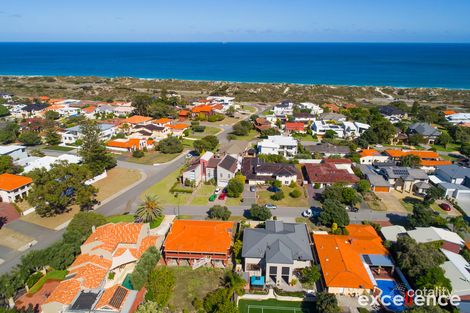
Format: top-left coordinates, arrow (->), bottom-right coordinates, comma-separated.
408,123 -> 440,137
242,221 -> 313,264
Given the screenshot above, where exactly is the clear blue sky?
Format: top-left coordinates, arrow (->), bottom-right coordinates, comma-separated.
1,0 -> 469,42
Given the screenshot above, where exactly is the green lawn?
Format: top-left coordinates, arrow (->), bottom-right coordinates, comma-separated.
242,105 -> 257,113
257,186 -> 309,207
182,138 -> 195,148
432,143 -> 460,152
226,197 -> 243,206
126,151 -> 181,165
29,270 -> 68,294
107,214 -> 135,223
232,129 -> 259,141
44,145 -> 75,151
150,215 -> 164,229
238,299 -> 316,313
167,267 -> 226,312
187,126 -> 221,139
143,167 -> 191,205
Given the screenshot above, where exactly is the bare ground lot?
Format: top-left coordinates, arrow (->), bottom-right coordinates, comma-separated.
0,228 -> 35,251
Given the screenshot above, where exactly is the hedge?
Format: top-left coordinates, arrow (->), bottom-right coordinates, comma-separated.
129,247 -> 161,290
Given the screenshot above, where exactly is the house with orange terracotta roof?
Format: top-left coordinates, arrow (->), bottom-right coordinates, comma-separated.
167,123 -> 189,136
191,105 -> 214,118
106,138 -> 154,152
163,220 -> 234,267
443,110 -> 457,116
359,149 -> 390,165
384,149 -> 452,169
0,173 -> 33,203
124,115 -> 153,126
178,109 -> 190,121
323,103 -> 340,113
41,223 -> 157,313
313,224 -> 399,296
284,122 -> 305,134
153,117 -> 173,126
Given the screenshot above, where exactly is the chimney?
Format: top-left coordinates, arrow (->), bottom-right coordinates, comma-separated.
92,225 -> 96,233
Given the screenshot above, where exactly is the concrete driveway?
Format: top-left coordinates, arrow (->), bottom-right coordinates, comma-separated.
242,185 -> 256,206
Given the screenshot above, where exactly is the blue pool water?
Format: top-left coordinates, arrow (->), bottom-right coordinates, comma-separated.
0,42 -> 470,88
376,279 -> 405,312
122,274 -> 134,290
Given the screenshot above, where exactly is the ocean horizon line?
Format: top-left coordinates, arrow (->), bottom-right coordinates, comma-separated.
1,41 -> 470,44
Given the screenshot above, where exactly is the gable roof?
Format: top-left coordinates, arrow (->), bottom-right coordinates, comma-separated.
45,279 -> 82,305
242,221 -> 313,264
313,225 -> 388,290
95,285 -> 129,311
83,223 -> 144,253
436,165 -> 470,180
407,227 -> 465,246
164,220 -> 233,254
359,149 -> 382,158
305,143 -> 350,155
378,105 -> 406,116
124,115 -> 153,124
0,173 -> 32,191
285,122 -> 305,131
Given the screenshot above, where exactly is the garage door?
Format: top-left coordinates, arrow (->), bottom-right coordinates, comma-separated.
374,186 -> 390,192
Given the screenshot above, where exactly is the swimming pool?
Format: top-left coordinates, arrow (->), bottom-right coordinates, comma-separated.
122,274 -> 134,290
376,279 -> 405,312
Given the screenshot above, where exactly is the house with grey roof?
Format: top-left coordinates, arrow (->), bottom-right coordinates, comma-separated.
216,155 -> 239,188
432,165 -> 470,213
407,122 -> 441,144
304,143 -> 350,157
242,221 -> 313,286
378,166 -> 429,193
241,157 -> 299,186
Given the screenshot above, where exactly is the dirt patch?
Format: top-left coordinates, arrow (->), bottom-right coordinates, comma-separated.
0,227 -> 35,250
375,191 -> 409,213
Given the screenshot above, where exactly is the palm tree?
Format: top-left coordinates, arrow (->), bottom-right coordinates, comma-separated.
224,271 -> 246,299
448,216 -> 468,233
136,195 -> 162,223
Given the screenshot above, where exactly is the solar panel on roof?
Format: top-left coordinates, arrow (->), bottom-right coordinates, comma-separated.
70,291 -> 99,310
109,286 -> 128,309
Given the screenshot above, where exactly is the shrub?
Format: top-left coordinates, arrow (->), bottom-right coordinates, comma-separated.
250,204 -> 272,221
146,266 -> 175,307
271,190 -> 285,201
157,136 -> 183,154
132,150 -> 145,158
207,205 -> 231,220
26,272 -> 44,289
192,125 -> 206,132
226,178 -> 244,197
289,188 -> 302,198
207,114 -> 225,122
130,247 -> 161,290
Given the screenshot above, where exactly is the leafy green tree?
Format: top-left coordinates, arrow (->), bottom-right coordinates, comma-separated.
232,121 -> 252,136
203,288 -> 237,313
299,266 -> 321,289
324,130 -> 336,139
316,292 -> 340,313
359,119 -> 396,145
63,212 -> 107,245
0,155 -> 22,174
226,178 -> 244,198
249,204 -> 272,221
28,163 -> 98,217
78,120 -> 116,176
436,132 -> 452,148
193,135 -> 219,154
289,188 -> 302,198
146,266 -> 175,307
271,190 -> 285,201
136,195 -> 162,222
408,203 -> 445,228
45,110 -> 60,120
341,187 -> 360,205
401,154 -> 421,168
0,104 -> 9,117
424,186 -> 445,204
415,266 -> 452,291
448,216 -> 468,233
271,180 -> 282,188
18,131 -> 41,146
357,179 -> 371,194
132,94 -> 153,116
391,236 -> 446,282
319,199 -> 349,227
208,205 -> 231,220
0,122 -> 20,144
408,134 -> 424,146
44,127 -> 61,145
130,247 -> 161,290
461,142 -> 470,157
157,136 -> 183,154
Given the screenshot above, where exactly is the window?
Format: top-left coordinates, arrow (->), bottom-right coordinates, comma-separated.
281,267 -> 290,276
269,266 -> 277,275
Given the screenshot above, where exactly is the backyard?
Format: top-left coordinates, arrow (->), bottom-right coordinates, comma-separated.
186,126 -> 221,139
166,266 -> 226,312
125,151 -> 182,165
257,186 -> 309,207
143,167 -> 192,205
238,299 -> 316,313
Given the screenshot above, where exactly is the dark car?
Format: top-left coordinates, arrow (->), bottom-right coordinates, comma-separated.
250,186 -> 256,192
440,203 -> 451,211
267,186 -> 281,193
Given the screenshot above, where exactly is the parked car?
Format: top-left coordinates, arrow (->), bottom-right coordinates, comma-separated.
302,209 -> 313,218
209,194 -> 216,202
267,186 -> 280,193
348,206 -> 359,213
440,203 -> 451,211
265,204 -> 277,210
250,186 -> 256,192
185,153 -> 193,159
215,187 -> 221,194
218,192 -> 227,200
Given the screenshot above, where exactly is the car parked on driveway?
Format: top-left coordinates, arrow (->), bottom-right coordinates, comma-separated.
302,208 -> 313,218
265,204 -> 277,210
209,194 -> 216,202
250,186 -> 256,192
218,192 -> 227,200
440,203 -> 451,211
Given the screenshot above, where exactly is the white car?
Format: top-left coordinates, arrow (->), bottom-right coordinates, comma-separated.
265,204 -> 277,210
185,153 -> 193,159
302,209 -> 313,218
215,187 -> 221,193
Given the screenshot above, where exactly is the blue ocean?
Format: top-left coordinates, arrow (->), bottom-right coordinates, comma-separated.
0,42 -> 469,88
